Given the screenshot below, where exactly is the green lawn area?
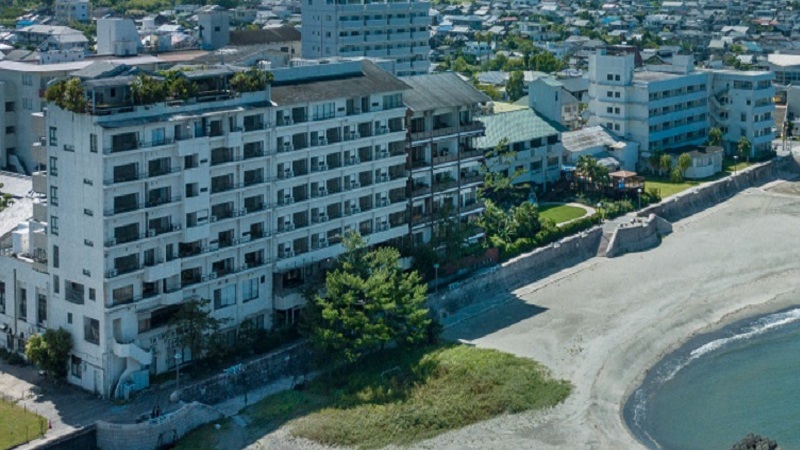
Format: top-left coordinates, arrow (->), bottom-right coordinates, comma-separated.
177,344 -> 571,450
0,399 -> 47,449
539,204 -> 588,224
644,177 -> 705,198
723,157 -> 753,174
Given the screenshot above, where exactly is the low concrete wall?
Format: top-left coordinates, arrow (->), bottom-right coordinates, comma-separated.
639,158 -> 784,222
96,402 -> 221,450
37,425 -> 97,450
605,214 -> 672,258
178,342 -> 311,405
428,227 -> 604,314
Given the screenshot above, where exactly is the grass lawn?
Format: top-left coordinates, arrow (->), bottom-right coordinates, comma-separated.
723,157 -> 753,174
539,204 -> 588,224
644,177 -> 705,198
0,399 -> 47,449
177,344 -> 571,450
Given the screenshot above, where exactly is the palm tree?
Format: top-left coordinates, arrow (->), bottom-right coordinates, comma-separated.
708,127 -> 723,147
737,136 -> 752,161
678,153 -> 692,179
648,150 -> 663,175
660,154 -> 673,177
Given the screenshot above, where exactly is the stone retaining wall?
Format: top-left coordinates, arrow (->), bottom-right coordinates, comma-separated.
428,227 -> 604,314
605,215 -> 672,258
96,402 -> 221,450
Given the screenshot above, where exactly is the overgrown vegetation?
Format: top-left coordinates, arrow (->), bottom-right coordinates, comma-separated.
44,78 -> 86,114
25,328 -> 72,380
0,183 -> 14,212
0,399 -> 47,449
178,344 -> 572,450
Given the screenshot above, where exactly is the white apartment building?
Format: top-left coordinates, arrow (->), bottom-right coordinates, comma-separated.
402,73 -> 488,245
588,50 -> 776,162
2,60 -> 412,398
54,0 -> 90,23
704,69 -> 775,156
588,51 -> 709,155
301,0 -> 431,77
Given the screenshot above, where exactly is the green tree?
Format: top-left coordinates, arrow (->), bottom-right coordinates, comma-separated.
708,127 -> 723,146
25,328 -> 72,380
648,150 -> 663,175
481,138 -> 528,206
737,136 -> 752,160
532,51 -> 566,73
169,298 -> 228,359
669,166 -> 684,183
0,183 -> 13,211
677,153 -> 692,179
305,232 -> 431,366
506,71 -> 525,101
45,78 -> 86,113
130,74 -> 167,105
660,154 -> 673,176
229,67 -> 273,93
576,155 -> 609,192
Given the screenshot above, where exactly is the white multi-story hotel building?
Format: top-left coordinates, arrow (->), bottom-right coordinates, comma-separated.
704,69 -> 775,156
588,51 -> 709,154
301,0 -> 431,77
0,60 -> 411,397
588,50 -> 776,160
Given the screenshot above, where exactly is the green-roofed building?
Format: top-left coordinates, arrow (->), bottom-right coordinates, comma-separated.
476,108 -> 564,191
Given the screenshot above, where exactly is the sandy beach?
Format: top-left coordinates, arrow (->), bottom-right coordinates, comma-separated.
250,179 -> 800,450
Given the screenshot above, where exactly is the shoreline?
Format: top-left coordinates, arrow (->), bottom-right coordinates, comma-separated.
426,184 -> 800,449
248,181 -> 800,450
621,298 -> 800,449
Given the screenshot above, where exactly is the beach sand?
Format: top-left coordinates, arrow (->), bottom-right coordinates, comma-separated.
251,180 -> 800,450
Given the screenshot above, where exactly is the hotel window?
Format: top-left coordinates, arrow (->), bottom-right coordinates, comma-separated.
22,98 -> 33,110
89,134 -> 97,153
213,285 -> 236,310
50,215 -> 59,235
49,157 -> 57,176
50,186 -> 58,206
242,278 -> 259,302
607,74 -> 614,81
71,355 -> 82,378
49,127 -> 57,146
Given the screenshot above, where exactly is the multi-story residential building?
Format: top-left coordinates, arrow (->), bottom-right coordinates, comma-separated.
401,73 -> 488,245
588,51 -> 710,155
301,0 -> 431,77
589,50 -> 776,162
528,76 -> 582,131
54,0 -> 91,23
475,107 -> 564,192
0,59 -> 412,398
704,69 -> 775,156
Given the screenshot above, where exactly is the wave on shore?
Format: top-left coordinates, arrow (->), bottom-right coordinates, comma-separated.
625,307 -> 800,449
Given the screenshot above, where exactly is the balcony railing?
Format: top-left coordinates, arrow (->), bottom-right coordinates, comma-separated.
409,121 -> 484,142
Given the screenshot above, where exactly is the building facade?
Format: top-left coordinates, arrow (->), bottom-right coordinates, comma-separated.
301,0 -> 431,77
401,73 -> 488,245
705,69 -> 775,156
54,0 -> 90,23
588,51 -> 709,154
1,60 -> 413,398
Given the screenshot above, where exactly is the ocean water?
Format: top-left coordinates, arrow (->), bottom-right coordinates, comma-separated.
625,308 -> 800,450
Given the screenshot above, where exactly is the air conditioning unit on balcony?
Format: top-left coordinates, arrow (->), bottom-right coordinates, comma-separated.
319,212 -> 329,222
353,132 -> 361,139
284,194 -> 294,204
281,247 -> 294,258
108,238 -> 117,246
377,219 -> 388,231
380,149 -> 389,158
318,187 -> 328,196
210,215 -> 218,222
319,137 -> 328,145
379,196 -> 388,207
242,263 -> 249,270
350,180 -> 360,189
379,171 -> 389,182
108,269 -> 117,277
209,272 -> 218,280
284,221 -> 295,231
147,229 -> 156,237
349,155 -> 360,165
380,125 -> 388,134
282,142 -> 293,152
318,162 -> 328,171
351,202 -> 361,214
318,237 -> 328,247
284,168 -> 294,178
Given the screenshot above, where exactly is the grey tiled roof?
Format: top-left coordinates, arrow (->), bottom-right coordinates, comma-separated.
270,61 -> 410,106
476,109 -> 559,149
400,72 -> 490,111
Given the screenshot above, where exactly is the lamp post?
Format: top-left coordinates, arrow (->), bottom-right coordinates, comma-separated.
733,155 -> 738,175
433,263 -> 440,295
597,202 -> 603,222
174,350 -> 182,390
637,188 -> 642,210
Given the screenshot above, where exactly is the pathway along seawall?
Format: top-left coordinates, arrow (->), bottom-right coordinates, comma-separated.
430,156 -> 795,316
